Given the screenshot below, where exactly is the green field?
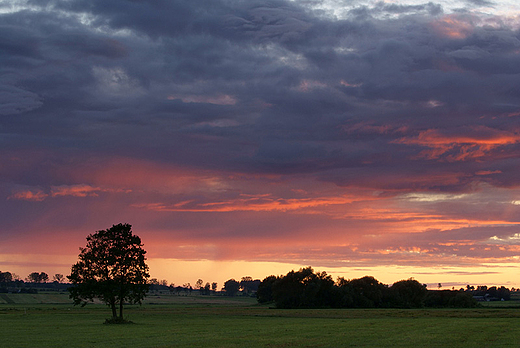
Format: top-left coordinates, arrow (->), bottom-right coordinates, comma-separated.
1,293 -> 520,347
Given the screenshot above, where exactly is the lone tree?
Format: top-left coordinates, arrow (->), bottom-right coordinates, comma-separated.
68,223 -> 150,322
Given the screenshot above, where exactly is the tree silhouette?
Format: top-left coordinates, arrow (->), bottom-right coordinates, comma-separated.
389,278 -> 427,308
27,272 -> 48,283
53,274 -> 65,283
271,267 -> 336,308
195,279 -> 204,290
257,275 -> 278,303
240,276 -> 261,295
224,279 -> 240,296
203,282 -> 211,295
68,223 -> 150,322
0,271 -> 11,292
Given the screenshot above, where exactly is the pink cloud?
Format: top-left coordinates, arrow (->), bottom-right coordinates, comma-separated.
132,194 -> 365,213
9,183 -> 132,201
298,80 -> 327,92
430,15 -> 475,39
340,80 -> 362,87
342,122 -> 408,135
167,94 -> 237,105
475,170 -> 502,176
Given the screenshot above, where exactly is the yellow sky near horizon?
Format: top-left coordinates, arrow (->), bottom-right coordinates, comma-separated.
2,253 -> 519,290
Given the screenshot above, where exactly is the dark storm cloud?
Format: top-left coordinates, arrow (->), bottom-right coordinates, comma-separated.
2,0 -> 520,193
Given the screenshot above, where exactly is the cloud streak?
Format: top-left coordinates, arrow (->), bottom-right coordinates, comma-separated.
395,126 -> 520,161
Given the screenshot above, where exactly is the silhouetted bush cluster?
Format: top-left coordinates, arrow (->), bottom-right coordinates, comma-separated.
257,267 -> 477,309
424,290 -> 476,308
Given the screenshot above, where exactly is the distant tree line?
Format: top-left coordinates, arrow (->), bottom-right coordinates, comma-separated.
1,267 -> 516,306
464,285 -> 511,301
256,267 -> 482,309
0,271 -> 67,284
0,270 -> 260,297
0,271 -> 69,293
157,277 -> 260,297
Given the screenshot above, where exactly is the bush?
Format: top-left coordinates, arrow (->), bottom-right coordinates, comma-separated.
449,292 -> 478,308
424,290 -> 477,308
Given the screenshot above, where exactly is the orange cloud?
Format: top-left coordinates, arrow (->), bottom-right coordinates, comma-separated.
395,126 -> 520,161
431,15 -> 474,39
133,194 -> 365,213
51,184 -> 132,197
8,189 -> 48,201
507,111 -> 520,117
51,184 -> 103,197
475,170 -> 502,176
331,205 -> 520,235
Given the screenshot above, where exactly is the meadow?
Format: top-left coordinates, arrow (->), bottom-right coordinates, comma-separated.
1,292 -> 520,347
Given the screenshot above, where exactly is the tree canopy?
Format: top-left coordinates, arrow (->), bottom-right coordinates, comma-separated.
0,271 -> 13,283
270,267 -> 336,308
223,279 -> 240,296
68,223 -> 150,321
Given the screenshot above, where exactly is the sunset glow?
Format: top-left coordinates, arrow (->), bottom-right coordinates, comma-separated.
2,0 -> 520,290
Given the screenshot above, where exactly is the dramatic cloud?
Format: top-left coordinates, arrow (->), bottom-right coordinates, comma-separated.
0,85 -> 43,116
1,0 -> 520,287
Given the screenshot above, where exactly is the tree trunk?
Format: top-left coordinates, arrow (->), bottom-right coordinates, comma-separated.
119,298 -> 124,319
110,299 -> 117,319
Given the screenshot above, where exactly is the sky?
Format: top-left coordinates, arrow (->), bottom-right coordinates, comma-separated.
2,0 -> 520,290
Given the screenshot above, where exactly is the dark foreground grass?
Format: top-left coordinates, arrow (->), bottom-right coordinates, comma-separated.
1,294 -> 520,347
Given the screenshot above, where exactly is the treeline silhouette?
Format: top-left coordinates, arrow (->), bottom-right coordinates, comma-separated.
257,267 -> 487,308
1,268 -> 515,308
0,270 -> 260,297
0,271 -> 70,293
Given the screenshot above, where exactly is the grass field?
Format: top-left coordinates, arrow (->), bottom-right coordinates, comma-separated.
1,292 -> 520,347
